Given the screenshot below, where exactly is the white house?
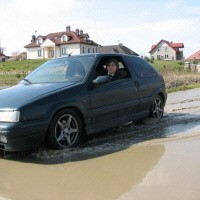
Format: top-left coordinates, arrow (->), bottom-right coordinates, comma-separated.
24,26 -> 98,59
149,39 -> 184,60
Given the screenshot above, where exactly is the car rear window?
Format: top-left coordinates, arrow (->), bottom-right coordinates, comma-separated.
127,57 -> 157,78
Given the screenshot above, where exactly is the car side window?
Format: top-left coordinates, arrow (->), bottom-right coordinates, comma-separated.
127,57 -> 156,78
95,57 -> 130,79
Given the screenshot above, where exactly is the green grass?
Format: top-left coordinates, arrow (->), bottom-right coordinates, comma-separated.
0,59 -> 47,72
150,60 -> 184,71
0,74 -> 27,85
0,59 -> 47,86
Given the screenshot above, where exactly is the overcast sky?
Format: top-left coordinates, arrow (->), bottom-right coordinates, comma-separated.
0,0 -> 199,57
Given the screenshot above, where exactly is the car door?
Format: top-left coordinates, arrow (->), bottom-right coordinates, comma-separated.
88,55 -> 139,131
125,56 -> 160,112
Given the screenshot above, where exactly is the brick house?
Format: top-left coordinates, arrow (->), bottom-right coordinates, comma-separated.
24,26 -> 98,59
149,39 -> 184,60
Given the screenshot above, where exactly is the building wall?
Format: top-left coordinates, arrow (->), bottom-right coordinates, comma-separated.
59,44 -> 81,56
26,47 -> 42,59
80,44 -> 98,54
151,41 -> 176,60
26,43 -> 98,59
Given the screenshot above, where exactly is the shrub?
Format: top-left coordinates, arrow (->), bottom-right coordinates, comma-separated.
178,62 -> 183,65
144,56 -> 150,62
16,74 -> 21,79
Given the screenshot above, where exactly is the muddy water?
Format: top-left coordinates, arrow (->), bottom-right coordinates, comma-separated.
0,88 -> 200,200
118,136 -> 200,200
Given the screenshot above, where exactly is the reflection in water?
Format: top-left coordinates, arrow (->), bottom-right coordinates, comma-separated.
0,144 -> 164,200
118,137 -> 200,200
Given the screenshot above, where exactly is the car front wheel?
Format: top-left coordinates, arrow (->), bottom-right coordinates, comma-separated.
48,109 -> 82,149
150,95 -> 164,118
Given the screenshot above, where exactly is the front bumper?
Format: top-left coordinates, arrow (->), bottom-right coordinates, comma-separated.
0,119 -> 48,152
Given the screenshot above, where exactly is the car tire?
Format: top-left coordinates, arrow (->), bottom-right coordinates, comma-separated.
150,95 -> 164,118
47,108 -> 83,149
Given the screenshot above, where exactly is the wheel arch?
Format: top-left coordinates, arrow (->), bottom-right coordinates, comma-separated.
156,92 -> 167,106
47,106 -> 86,136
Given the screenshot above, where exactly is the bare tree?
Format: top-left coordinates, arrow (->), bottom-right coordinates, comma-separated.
12,51 -> 20,60
0,47 -> 6,53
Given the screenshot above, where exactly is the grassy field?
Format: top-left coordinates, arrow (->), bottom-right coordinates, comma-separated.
0,59 -> 47,86
0,59 -> 47,71
0,59 -> 199,92
150,60 -> 200,92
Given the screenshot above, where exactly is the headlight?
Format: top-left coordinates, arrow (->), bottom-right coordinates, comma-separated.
0,135 -> 7,143
0,110 -> 20,122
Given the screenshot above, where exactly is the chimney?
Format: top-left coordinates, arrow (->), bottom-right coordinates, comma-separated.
75,28 -> 79,35
80,29 -> 83,35
31,35 -> 36,42
66,25 -> 70,32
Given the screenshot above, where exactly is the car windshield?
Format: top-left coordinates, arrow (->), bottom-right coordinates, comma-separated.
22,55 -> 95,84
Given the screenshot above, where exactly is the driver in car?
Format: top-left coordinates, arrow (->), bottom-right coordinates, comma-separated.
106,58 -> 127,81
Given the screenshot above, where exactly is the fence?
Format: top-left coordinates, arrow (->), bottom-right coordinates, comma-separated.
184,62 -> 200,73
0,71 -> 31,75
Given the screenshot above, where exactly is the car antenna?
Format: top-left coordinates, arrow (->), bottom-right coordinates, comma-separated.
68,51 -> 73,57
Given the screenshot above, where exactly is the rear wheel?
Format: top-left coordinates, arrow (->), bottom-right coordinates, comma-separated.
48,109 -> 82,149
150,95 -> 164,118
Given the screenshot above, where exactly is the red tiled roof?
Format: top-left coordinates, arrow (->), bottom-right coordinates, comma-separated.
24,30 -> 98,48
186,50 -> 200,60
171,43 -> 184,48
24,41 -> 40,48
149,39 -> 184,53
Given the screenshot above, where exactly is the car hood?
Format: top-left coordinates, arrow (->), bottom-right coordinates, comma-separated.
0,82 -> 76,109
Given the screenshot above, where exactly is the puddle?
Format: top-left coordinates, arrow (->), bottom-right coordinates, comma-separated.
0,88 -> 200,200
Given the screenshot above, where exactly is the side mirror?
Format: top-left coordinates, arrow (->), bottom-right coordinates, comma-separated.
92,75 -> 109,86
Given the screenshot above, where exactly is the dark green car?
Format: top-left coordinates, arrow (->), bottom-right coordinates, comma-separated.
0,53 -> 167,152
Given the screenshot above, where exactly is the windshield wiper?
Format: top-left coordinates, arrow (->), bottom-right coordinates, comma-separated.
23,78 -> 32,84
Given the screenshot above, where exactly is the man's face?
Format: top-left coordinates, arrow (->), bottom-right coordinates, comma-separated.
107,61 -> 117,75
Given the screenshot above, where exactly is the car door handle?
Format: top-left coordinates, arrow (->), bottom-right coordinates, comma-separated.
134,81 -> 140,88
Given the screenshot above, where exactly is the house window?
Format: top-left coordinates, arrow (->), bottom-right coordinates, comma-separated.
38,50 -> 42,57
62,47 -> 67,55
62,35 -> 67,42
157,48 -> 160,52
88,48 -> 90,53
93,48 -> 94,53
82,47 -> 84,53
165,47 -> 168,52
165,55 -> 169,59
37,38 -> 42,44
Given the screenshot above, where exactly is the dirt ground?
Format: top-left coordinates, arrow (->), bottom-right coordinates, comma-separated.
0,88 -> 200,200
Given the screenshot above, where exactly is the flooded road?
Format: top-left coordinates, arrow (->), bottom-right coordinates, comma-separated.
1,88 -> 200,200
